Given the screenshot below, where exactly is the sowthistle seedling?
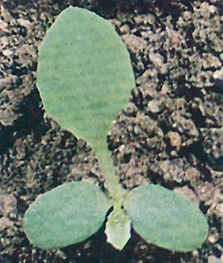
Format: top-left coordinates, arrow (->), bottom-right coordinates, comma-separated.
23,6 -> 208,252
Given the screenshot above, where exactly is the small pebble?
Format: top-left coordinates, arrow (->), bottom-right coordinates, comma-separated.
208,255 -> 222,263
147,99 -> 163,113
2,49 -> 13,56
166,131 -> 182,147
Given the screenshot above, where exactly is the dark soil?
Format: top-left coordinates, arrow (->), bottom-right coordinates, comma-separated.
0,0 -> 223,262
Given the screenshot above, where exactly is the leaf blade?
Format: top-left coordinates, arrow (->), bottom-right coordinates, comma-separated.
124,184 -> 208,252
105,204 -> 131,250
37,6 -> 135,153
23,182 -> 112,249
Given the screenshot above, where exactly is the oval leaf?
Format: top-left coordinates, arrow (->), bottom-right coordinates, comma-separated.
23,182 -> 112,249
105,204 -> 131,250
37,6 -> 135,154
124,184 -> 208,252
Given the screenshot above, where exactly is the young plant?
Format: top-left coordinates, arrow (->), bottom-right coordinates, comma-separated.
23,6 -> 208,252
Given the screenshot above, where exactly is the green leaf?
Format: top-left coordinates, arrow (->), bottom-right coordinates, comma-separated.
124,184 -> 209,252
105,203 -> 131,250
23,182 -> 112,249
37,6 -> 135,156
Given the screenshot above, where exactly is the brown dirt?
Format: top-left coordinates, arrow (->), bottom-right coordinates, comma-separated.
0,0 -> 223,262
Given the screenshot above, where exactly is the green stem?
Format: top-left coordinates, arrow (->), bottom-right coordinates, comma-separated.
94,142 -> 126,202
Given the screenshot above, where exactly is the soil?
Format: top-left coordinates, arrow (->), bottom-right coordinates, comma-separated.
0,0 -> 223,262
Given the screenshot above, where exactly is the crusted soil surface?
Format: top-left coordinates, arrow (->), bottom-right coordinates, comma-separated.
0,0 -> 223,262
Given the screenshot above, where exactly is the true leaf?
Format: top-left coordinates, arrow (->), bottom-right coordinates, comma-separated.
37,6 -> 135,158
37,6 -> 135,199
23,182 -> 112,249
124,184 -> 209,252
105,203 -> 131,250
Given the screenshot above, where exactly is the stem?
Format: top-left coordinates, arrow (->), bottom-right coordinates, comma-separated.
94,141 -> 126,202
94,138 -> 131,250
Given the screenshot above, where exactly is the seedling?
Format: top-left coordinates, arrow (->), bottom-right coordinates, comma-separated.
23,6 -> 208,252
